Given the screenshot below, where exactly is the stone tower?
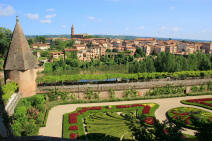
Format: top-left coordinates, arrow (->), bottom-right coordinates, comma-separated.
4,16 -> 37,97
71,24 -> 74,37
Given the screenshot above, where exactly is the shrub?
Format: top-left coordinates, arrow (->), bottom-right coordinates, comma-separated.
11,121 -> 22,136
200,85 -> 207,92
85,88 -> 94,100
2,82 -> 18,104
109,88 -> 115,99
11,94 -> 47,136
146,85 -> 185,96
191,86 -> 199,92
208,82 -> 212,91
23,119 -> 39,136
125,88 -> 138,98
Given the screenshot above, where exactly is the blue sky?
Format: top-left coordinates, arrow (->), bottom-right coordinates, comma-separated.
0,0 -> 212,40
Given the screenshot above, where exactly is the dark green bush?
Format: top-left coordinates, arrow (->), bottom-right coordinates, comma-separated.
2,82 -> 18,104
191,86 -> 199,92
200,85 -> 207,92
11,94 -> 46,136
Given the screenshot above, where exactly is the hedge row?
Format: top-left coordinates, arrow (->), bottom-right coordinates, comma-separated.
37,70 -> 212,85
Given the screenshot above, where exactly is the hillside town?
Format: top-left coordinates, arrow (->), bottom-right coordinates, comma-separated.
31,25 -> 212,63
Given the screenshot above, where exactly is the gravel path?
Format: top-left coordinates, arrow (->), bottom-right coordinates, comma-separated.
39,95 -> 212,138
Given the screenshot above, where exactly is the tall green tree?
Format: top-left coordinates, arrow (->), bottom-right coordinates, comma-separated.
35,36 -> 46,43
134,48 -> 146,58
0,27 -> 12,58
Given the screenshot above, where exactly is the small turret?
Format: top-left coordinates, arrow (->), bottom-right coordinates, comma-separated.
4,16 -> 37,97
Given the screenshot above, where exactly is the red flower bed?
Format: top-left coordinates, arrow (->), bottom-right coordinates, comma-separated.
78,106 -> 102,114
185,117 -> 191,125
131,104 -> 144,107
145,117 -> 154,125
142,106 -> 151,114
69,125 -> 79,130
70,133 -> 77,140
186,98 -> 212,107
163,128 -> 168,134
116,104 -> 144,109
116,105 -> 131,109
69,116 -> 77,124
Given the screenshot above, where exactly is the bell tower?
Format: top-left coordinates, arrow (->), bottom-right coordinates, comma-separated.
71,24 -> 74,38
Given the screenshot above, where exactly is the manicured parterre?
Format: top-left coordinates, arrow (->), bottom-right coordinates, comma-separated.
63,103 -> 159,140
167,107 -> 212,129
181,98 -> 212,110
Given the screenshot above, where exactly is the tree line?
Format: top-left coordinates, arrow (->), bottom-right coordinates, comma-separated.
129,52 -> 211,73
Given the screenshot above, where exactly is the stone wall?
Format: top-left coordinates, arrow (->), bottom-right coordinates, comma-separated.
5,93 -> 21,116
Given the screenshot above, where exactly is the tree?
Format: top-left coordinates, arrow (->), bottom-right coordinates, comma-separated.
145,57 -> 156,72
27,38 -> 34,46
112,48 -> 119,52
66,39 -> 75,48
151,48 -> 158,56
106,49 -> 112,52
0,27 -> 12,57
129,114 -> 183,141
191,117 -> 212,141
134,48 -> 146,58
35,36 -> 46,43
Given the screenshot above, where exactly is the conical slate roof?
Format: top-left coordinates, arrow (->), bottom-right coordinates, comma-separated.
4,16 -> 37,71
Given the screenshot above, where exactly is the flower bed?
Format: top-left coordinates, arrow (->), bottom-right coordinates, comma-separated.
63,103 -> 159,140
181,98 -> 212,110
145,117 -> 155,125
167,107 -> 212,129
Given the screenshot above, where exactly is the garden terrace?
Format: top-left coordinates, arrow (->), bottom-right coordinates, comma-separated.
37,70 -> 212,86
63,103 -> 159,140
38,78 -> 212,94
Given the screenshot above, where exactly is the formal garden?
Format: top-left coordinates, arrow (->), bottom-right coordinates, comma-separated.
8,82 -> 212,138
62,103 -> 159,140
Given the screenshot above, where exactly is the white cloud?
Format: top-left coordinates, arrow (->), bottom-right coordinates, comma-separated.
0,4 -> 15,16
25,13 -> 39,20
61,25 -> 67,28
45,14 -> 56,19
201,29 -> 207,33
138,26 -> 145,30
40,19 -> 51,24
46,8 -> 55,12
124,27 -> 129,31
169,6 -> 175,11
88,16 -> 96,20
172,27 -> 180,32
160,26 -> 167,31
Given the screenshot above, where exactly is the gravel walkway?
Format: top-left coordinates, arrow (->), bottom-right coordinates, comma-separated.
39,95 -> 212,138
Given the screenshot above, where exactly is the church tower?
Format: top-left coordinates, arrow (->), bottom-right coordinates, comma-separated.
71,24 -> 74,38
4,16 -> 37,97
